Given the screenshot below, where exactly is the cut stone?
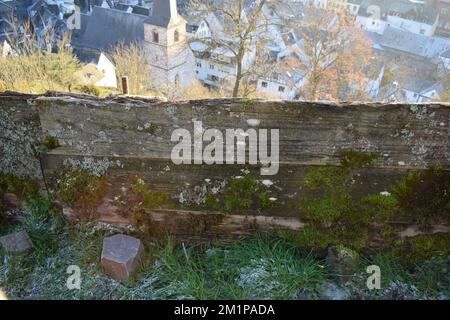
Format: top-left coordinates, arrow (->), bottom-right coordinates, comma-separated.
101,234 -> 144,283
0,230 -> 33,254
2,193 -> 21,209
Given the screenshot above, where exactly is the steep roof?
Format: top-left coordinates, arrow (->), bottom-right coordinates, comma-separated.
388,1 -> 438,25
402,79 -> 441,94
441,48 -> 450,59
357,0 -> 438,24
146,0 -> 178,27
72,6 -> 146,51
379,26 -> 450,58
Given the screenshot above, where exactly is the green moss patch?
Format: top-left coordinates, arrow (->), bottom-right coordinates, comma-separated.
207,175 -> 274,214
57,169 -> 107,219
0,173 -> 40,199
338,149 -> 380,169
299,158 -> 402,251
394,233 -> 450,266
392,166 -> 450,225
42,135 -> 60,151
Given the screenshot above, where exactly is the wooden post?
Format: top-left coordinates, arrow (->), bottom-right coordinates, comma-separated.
121,76 -> 129,95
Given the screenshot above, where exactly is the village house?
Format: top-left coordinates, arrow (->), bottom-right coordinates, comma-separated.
72,0 -> 196,88
356,0 -> 439,37
190,11 -> 256,91
436,0 -> 450,38
401,79 -> 443,102
76,52 -> 118,88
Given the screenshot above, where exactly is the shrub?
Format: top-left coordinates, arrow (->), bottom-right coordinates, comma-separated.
78,84 -> 101,97
0,51 -> 80,93
338,149 -> 380,169
0,173 -> 40,199
42,135 -> 59,151
392,166 -> 450,225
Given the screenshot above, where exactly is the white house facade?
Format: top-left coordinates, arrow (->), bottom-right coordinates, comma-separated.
95,53 -> 117,88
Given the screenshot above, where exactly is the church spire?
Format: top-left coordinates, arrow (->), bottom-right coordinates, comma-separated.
152,0 -> 178,22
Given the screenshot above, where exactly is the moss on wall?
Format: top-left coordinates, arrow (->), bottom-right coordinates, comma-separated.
392,166 -> 450,226
57,169 -> 107,220
394,233 -> 450,266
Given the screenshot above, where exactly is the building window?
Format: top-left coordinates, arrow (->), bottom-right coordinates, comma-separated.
278,86 -> 285,93
209,64 -> 215,70
261,81 -> 268,88
196,62 -> 202,67
174,29 -> 179,42
153,31 -> 159,43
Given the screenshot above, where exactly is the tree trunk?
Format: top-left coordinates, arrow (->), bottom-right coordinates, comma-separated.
233,55 -> 244,98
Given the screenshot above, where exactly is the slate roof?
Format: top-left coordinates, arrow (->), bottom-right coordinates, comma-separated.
402,79 -> 441,94
0,0 -> 33,19
379,26 -> 450,58
357,0 -> 438,24
348,0 -> 363,4
145,0 -> 175,27
388,1 -> 438,25
441,48 -> 450,59
114,3 -> 150,16
73,6 -> 146,51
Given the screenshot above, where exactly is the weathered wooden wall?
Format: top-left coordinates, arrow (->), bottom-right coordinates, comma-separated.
36,95 -> 449,168
1,92 -> 449,235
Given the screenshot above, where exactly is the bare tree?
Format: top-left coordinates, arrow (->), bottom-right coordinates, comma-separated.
188,0 -> 278,97
280,5 -> 374,101
112,42 -> 151,95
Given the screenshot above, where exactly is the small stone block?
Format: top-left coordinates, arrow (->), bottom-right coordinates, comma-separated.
101,234 -> 144,283
0,230 -> 33,254
2,193 -> 21,209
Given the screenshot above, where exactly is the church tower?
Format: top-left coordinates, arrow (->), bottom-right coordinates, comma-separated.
144,0 -> 195,88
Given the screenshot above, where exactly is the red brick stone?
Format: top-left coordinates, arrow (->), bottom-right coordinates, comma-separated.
101,234 -> 144,283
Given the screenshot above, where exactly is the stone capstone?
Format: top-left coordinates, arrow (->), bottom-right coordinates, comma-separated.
101,234 -> 144,283
0,230 -> 33,254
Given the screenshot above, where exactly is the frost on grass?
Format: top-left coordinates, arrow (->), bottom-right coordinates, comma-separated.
236,258 -> 288,298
